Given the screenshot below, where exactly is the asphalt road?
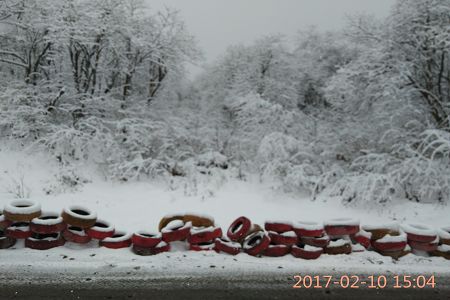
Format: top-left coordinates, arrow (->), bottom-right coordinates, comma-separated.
1,274 -> 448,300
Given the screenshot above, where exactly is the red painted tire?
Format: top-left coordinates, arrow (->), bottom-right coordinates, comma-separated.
227,216 -> 251,241
214,237 -> 241,255
291,245 -> 323,260
62,226 -> 92,244
351,230 -> 372,249
263,244 -> 291,257
25,233 -> 65,250
100,232 -> 132,249
0,230 -> 16,249
0,210 -> 13,230
371,232 -> 407,252
161,220 -> 192,242
132,241 -> 171,256
188,227 -> 222,244
402,224 -> 437,243
30,212 -> 66,234
86,220 -> 115,240
324,218 -> 359,236
5,222 -> 31,239
3,200 -> 41,222
189,242 -> 216,251
301,235 -> 330,248
268,231 -> 298,246
132,231 -> 162,248
409,240 -> 439,252
61,205 -> 97,229
264,221 -> 293,233
243,231 -> 271,256
293,221 -> 324,238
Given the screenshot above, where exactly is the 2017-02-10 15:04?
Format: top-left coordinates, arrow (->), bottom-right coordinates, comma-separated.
292,275 -> 436,289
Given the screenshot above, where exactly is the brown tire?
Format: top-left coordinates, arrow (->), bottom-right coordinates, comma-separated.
183,214 -> 214,228
3,200 -> 41,222
158,215 -> 184,231
61,206 -> 97,228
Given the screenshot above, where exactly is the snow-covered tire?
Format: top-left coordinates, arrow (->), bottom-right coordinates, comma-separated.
293,221 -> 324,238
0,210 -> 13,230
438,227 -> 450,245
132,241 -> 170,256
227,216 -> 251,242
183,214 -> 215,228
324,218 -> 359,236
243,231 -> 271,256
408,239 -> 439,252
378,248 -> 410,260
300,235 -> 330,248
62,226 -> 92,244
371,231 -> 407,252
161,220 -> 192,242
432,245 -> 450,260
291,244 -> 323,260
0,230 -> 16,249
325,239 -> 352,255
132,231 -> 162,248
262,244 -> 291,257
86,220 -> 115,240
30,212 -> 66,234
5,222 -> 31,239
264,221 -> 293,233
351,230 -> 372,249
268,231 -> 298,246
61,206 -> 97,229
402,224 -> 437,243
214,237 -> 241,255
100,231 -> 132,249
25,233 -> 65,250
188,226 -> 222,244
158,214 -> 185,231
189,241 -> 216,251
3,200 -> 41,222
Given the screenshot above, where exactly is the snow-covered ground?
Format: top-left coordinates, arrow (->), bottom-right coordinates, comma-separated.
1,148 -> 450,280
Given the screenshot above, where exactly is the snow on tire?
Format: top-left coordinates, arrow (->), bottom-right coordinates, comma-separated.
0,230 -> 16,249
362,223 -> 399,240
408,237 -> 439,252
5,222 -> 31,239
100,231 -> 132,249
268,231 -> 297,246
161,220 -> 192,242
188,226 -> 222,244
62,226 -> 92,244
291,244 -> 323,260
61,206 -> 97,229
189,241 -> 216,251
378,246 -> 411,260
243,231 -> 271,256
432,245 -> 450,260
351,230 -> 372,249
25,233 -> 65,250
371,231 -> 407,252
324,218 -> 359,236
227,216 -> 251,242
264,221 -> 293,233
262,244 -> 291,257
158,214 -> 185,231
300,235 -> 330,248
325,239 -> 352,255
86,220 -> 115,240
132,231 -> 162,248
438,227 -> 450,245
293,221 -> 324,238
183,214 -> 215,228
214,237 -> 241,255
132,241 -> 170,256
3,200 -> 41,222
0,210 -> 12,230
401,223 -> 437,243
30,212 -> 66,234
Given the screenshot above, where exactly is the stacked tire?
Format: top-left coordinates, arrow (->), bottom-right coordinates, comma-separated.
263,221 -> 294,257
61,205 -> 97,245
433,227 -> 450,260
365,223 -> 410,259
132,231 -> 170,255
223,216 -> 267,257
26,212 -> 66,250
2,200 -> 42,249
291,221 -> 326,259
323,218 -> 359,255
402,224 -> 439,256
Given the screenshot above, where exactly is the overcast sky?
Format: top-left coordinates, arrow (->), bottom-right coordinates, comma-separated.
146,0 -> 394,74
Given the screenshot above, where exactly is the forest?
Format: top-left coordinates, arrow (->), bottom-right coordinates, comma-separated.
0,0 -> 449,206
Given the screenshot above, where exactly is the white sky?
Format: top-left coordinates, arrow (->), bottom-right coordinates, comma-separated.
145,0 -> 394,73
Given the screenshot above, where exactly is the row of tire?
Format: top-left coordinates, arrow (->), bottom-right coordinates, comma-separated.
1,200 -> 450,260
